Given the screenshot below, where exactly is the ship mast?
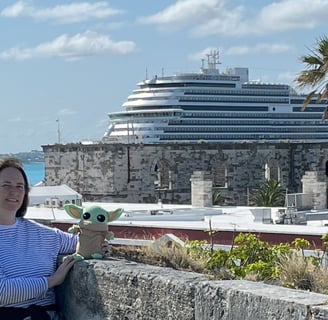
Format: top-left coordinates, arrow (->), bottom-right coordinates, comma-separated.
201,49 -> 221,75
206,50 -> 220,71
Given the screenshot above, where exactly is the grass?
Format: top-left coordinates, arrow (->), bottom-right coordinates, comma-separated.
110,235 -> 328,295
111,244 -> 207,273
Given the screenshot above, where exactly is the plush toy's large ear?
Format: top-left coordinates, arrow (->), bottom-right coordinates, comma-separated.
107,208 -> 124,222
63,204 -> 83,219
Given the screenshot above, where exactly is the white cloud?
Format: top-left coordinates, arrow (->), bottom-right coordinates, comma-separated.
58,109 -> 78,116
277,70 -> 297,84
257,0 -> 328,31
1,1 -> 123,23
138,0 -> 328,37
225,43 -> 292,55
8,117 -> 24,122
0,31 -> 137,60
188,47 -> 220,61
189,44 -> 292,63
138,0 -> 235,33
139,0 -> 225,25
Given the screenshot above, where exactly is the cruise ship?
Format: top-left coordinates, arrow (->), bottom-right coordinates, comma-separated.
103,51 -> 328,144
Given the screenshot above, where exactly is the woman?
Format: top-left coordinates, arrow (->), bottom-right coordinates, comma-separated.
0,158 -> 108,319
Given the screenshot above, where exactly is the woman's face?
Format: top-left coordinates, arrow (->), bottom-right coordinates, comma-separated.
0,167 -> 25,215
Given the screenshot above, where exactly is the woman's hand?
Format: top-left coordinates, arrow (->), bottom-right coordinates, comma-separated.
47,255 -> 76,288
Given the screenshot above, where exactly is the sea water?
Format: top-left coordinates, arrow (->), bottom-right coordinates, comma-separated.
23,162 -> 45,186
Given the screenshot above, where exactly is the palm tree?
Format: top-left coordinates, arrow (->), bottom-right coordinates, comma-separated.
212,189 -> 224,205
252,179 -> 285,207
294,36 -> 328,119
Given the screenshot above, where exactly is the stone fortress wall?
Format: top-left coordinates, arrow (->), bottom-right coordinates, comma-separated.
57,259 -> 328,320
42,141 -> 328,205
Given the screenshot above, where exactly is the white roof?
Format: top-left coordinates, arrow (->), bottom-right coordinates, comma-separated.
29,184 -> 82,198
25,202 -> 328,236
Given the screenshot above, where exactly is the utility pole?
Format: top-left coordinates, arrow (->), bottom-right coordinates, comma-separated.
56,119 -> 61,144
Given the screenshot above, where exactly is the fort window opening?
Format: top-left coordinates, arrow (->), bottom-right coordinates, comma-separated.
153,160 -> 171,189
265,160 -> 280,182
212,160 -> 227,188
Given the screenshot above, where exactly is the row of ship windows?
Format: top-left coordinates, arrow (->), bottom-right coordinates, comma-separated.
137,87 -> 290,97
169,75 -> 240,81
118,125 -> 328,133
110,111 -> 181,120
182,112 -> 321,119
126,105 -> 324,117
127,105 -> 269,112
141,82 -> 236,89
125,106 -> 325,118
170,120 -> 324,125
180,96 -> 290,103
160,134 -> 328,140
164,127 -> 328,133
142,82 -> 290,91
113,112 -> 325,123
113,117 -> 323,126
113,113 -> 323,123
125,104 -> 325,115
242,84 -> 289,90
184,89 -> 289,97
129,95 -> 290,104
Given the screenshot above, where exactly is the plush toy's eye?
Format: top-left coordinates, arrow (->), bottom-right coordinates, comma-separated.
97,215 -> 106,222
83,212 -> 91,220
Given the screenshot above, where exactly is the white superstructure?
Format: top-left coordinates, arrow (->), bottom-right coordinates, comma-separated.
103,50 -> 328,144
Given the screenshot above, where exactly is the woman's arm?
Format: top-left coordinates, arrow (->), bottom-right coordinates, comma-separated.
47,255 -> 76,288
0,266 -> 48,306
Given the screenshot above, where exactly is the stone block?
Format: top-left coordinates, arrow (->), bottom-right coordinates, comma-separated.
57,259 -> 328,320
195,280 -> 328,320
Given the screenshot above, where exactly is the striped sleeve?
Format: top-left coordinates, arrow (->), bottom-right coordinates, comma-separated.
0,219 -> 77,307
0,271 -> 48,306
53,227 -> 78,254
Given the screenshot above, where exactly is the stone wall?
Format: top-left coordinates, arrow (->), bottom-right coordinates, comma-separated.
190,171 -> 213,207
302,171 -> 327,210
57,259 -> 328,320
42,142 -> 328,205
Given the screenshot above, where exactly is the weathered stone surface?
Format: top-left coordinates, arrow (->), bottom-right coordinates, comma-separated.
57,259 -> 328,320
43,142 -> 328,205
195,280 -> 328,320
58,259 -> 208,320
311,305 -> 328,320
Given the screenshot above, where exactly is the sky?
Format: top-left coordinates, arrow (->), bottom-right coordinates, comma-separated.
1,0 -> 328,154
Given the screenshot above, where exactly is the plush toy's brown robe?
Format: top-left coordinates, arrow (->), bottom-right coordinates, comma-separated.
74,221 -> 109,259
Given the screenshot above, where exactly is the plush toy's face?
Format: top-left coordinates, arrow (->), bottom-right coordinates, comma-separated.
82,206 -> 112,224
64,204 -> 123,224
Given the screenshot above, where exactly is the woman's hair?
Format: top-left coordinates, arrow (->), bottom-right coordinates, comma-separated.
0,157 -> 30,217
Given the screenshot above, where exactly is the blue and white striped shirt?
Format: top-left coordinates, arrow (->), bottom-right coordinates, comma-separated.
0,218 -> 77,307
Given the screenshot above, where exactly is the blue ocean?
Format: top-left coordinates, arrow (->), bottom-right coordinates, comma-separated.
23,162 -> 45,186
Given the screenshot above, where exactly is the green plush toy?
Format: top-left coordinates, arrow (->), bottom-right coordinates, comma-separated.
63,204 -> 123,261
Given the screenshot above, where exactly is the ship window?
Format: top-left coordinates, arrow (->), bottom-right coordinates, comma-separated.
325,161 -> 328,176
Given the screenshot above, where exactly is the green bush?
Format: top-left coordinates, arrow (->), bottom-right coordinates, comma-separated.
112,232 -> 328,294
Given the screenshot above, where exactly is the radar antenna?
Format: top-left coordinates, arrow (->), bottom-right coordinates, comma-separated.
206,50 -> 221,71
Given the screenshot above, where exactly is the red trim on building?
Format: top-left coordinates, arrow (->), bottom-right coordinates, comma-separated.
51,222 -> 324,249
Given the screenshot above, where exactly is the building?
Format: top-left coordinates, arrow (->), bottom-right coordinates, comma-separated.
42,141 -> 328,205
29,184 -> 82,208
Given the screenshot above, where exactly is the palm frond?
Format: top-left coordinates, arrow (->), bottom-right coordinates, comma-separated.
301,90 -> 315,111
295,36 -> 328,119
322,107 -> 328,120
